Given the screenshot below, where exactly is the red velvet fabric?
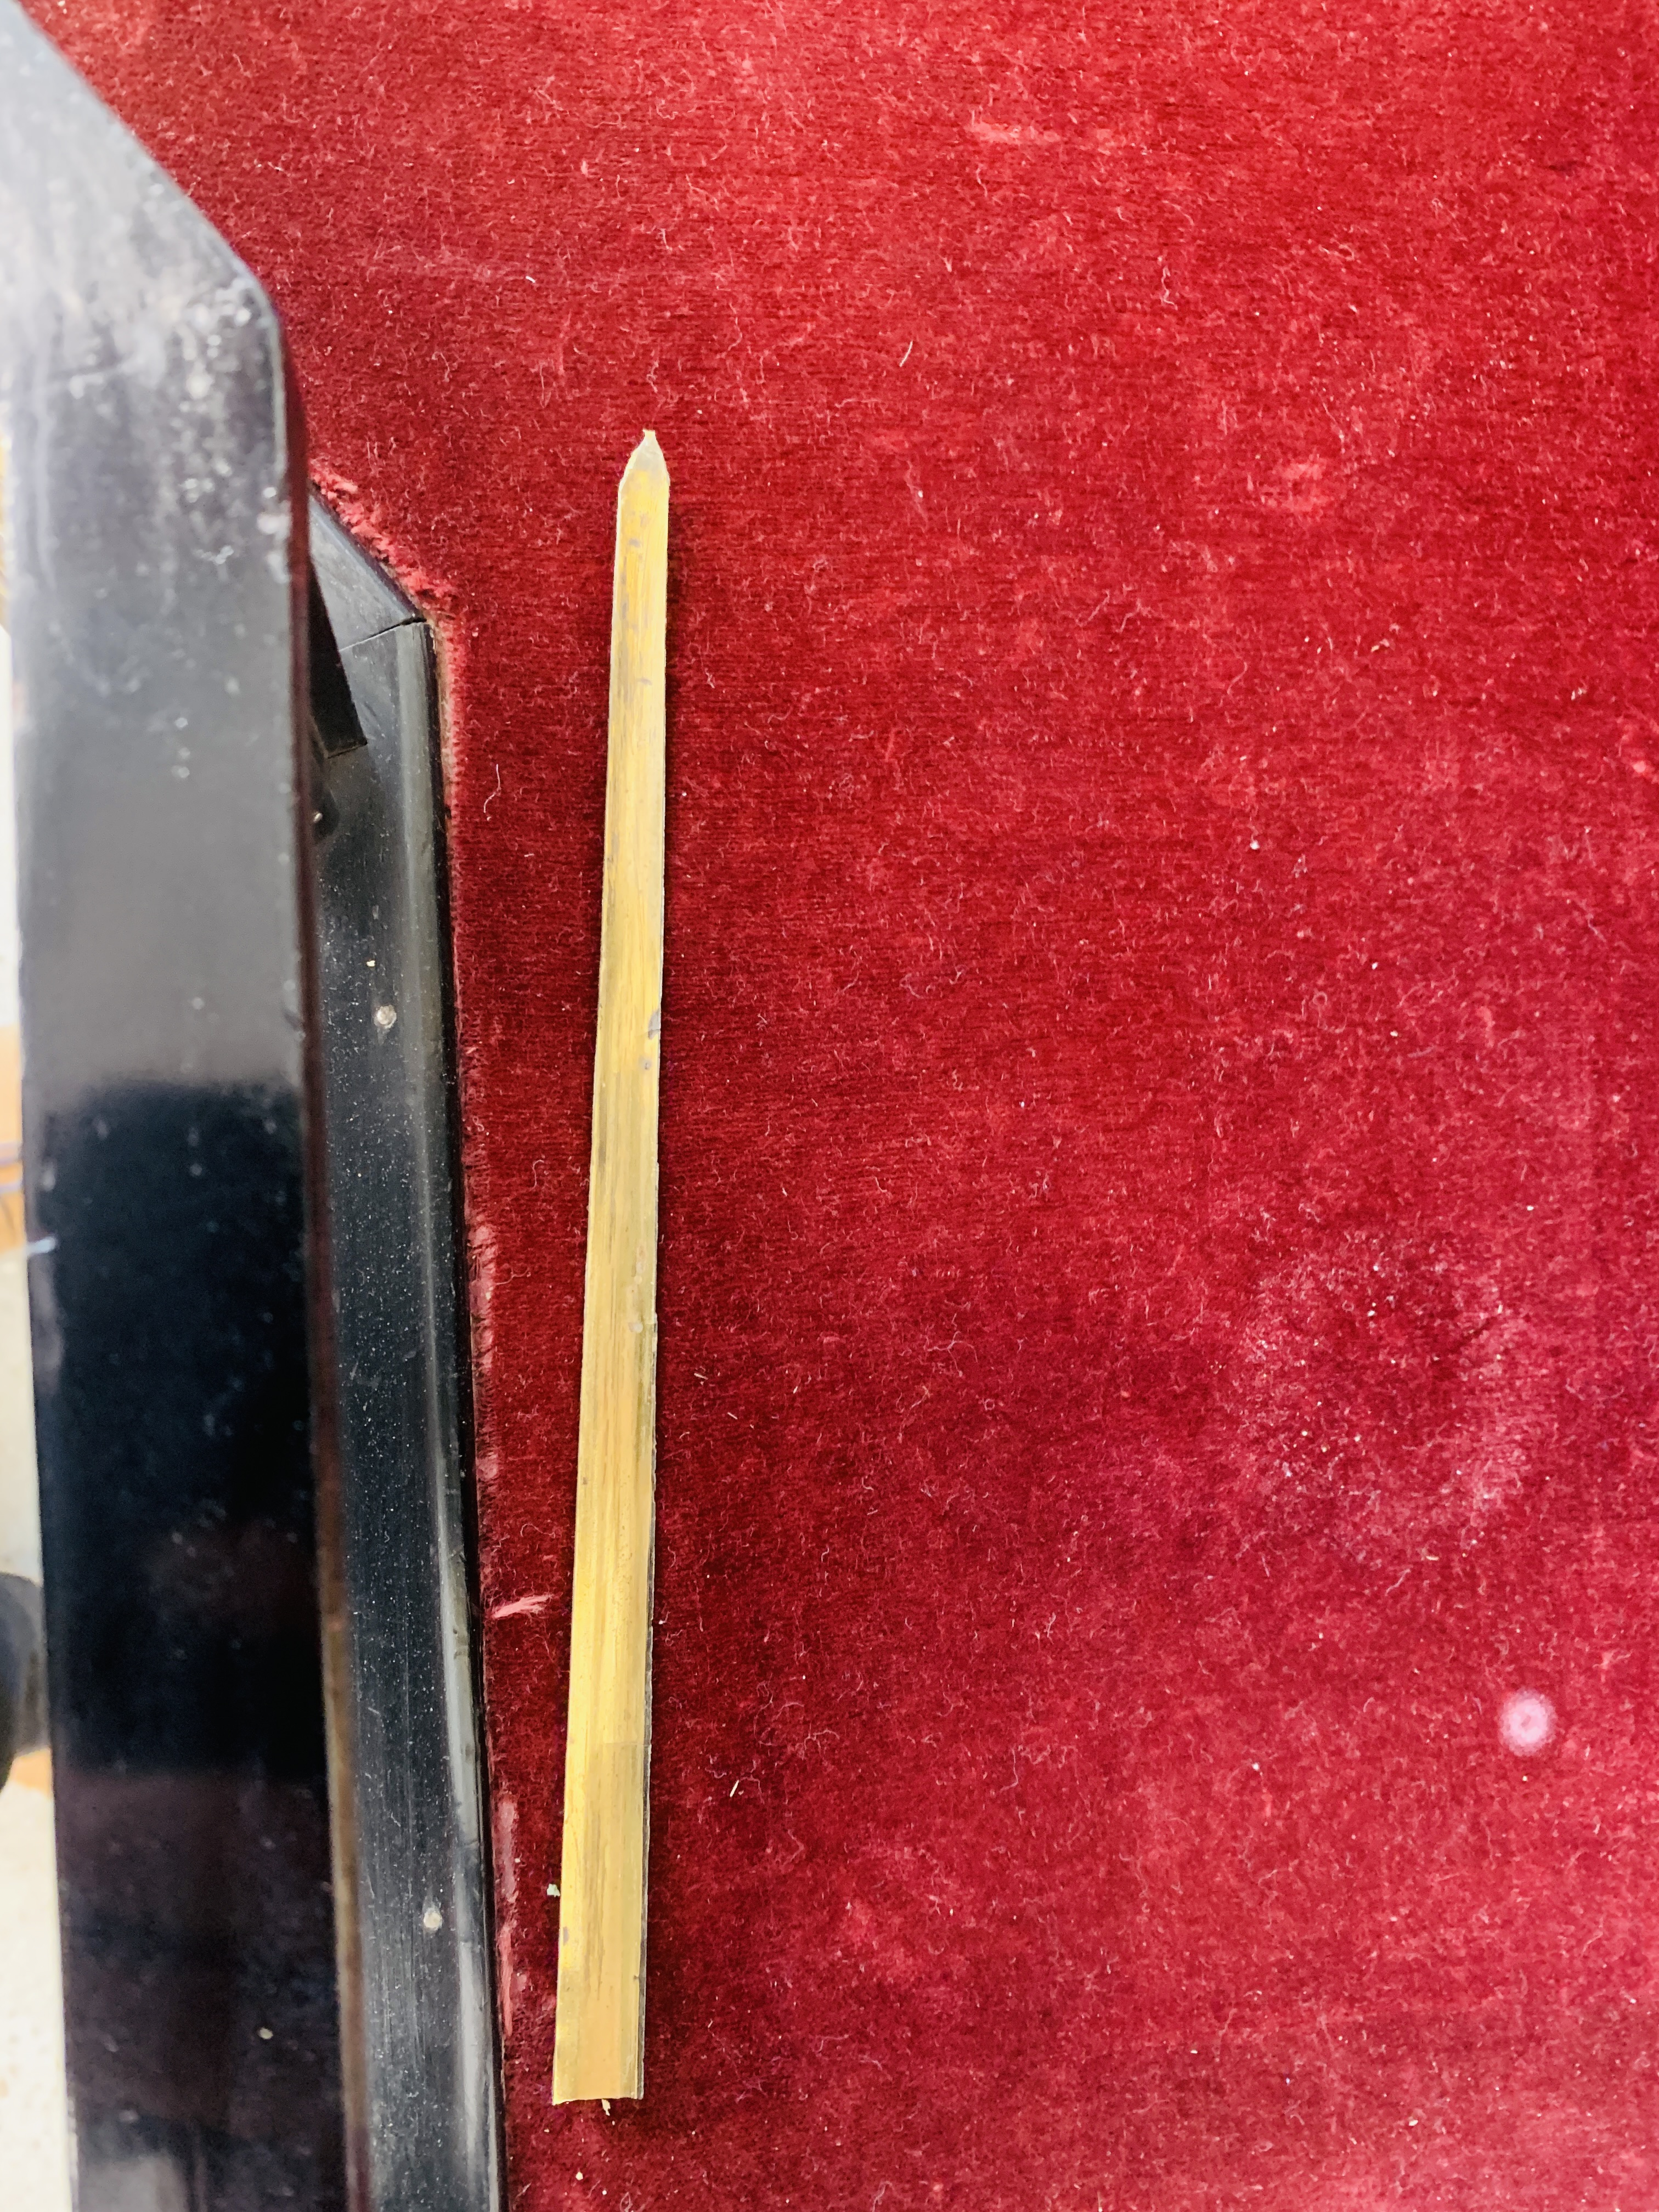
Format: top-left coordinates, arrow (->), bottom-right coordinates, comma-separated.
33,2 -> 1659,2202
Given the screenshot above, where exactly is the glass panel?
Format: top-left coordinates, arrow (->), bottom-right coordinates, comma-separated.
0,454 -> 73,2210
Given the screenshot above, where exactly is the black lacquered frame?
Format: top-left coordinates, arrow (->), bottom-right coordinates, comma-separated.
0,8 -> 500,2207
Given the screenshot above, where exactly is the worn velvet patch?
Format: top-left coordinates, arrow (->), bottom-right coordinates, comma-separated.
31,1 -> 1659,2203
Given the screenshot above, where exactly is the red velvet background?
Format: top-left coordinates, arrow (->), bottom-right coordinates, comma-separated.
33,1 -> 1659,2203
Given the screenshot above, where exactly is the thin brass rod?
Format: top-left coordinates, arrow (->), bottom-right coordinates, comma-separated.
552,431 -> 669,2105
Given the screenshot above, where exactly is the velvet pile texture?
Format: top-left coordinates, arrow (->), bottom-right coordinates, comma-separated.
33,1 -> 1659,2204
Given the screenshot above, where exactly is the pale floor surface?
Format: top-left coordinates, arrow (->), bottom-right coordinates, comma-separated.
0,1769 -> 72,2211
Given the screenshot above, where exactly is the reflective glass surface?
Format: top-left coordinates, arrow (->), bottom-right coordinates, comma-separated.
0,470 -> 73,2211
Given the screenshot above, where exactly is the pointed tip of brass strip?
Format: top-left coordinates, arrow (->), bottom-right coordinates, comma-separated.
624,428 -> 668,487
